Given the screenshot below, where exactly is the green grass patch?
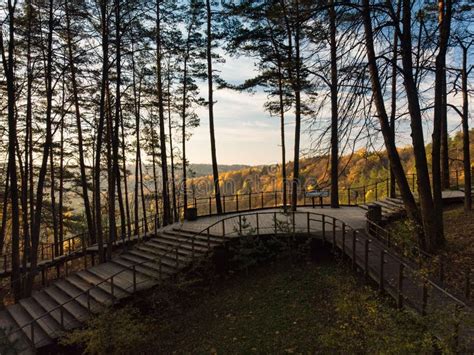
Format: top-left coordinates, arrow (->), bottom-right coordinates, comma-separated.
62,258 -> 452,354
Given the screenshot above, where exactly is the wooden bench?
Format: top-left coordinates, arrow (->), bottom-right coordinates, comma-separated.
305,190 -> 330,207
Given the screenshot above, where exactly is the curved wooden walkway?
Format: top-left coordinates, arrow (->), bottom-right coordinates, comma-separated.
0,207 -> 472,353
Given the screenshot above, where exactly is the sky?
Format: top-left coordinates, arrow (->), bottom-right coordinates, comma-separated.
186,52 -> 472,166
186,55 -> 304,166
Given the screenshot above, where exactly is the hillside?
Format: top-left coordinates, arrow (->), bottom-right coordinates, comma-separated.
190,130 -> 473,196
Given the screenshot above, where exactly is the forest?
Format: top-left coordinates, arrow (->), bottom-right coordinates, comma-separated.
0,0 -> 473,308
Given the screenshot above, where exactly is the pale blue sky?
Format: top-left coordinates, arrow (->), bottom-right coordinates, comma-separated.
186,52 -> 471,166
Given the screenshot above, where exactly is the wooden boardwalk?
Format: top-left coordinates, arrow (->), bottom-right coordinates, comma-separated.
0,206 -> 472,353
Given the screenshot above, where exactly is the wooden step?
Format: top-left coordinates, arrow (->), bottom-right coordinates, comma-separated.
52,280 -> 104,314
142,239 -> 203,258
19,298 -> 62,339
148,236 -> 210,253
64,275 -> 115,306
125,249 -> 183,270
111,257 -> 174,281
134,244 -> 192,263
32,291 -> 81,330
0,310 -> 34,354
159,231 -> 219,248
6,303 -> 52,348
75,270 -> 130,300
93,262 -> 157,291
86,264 -> 135,291
43,285 -> 91,322
121,251 -> 179,272
170,228 -> 227,243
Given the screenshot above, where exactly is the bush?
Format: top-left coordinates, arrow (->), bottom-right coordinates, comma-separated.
61,306 -> 156,354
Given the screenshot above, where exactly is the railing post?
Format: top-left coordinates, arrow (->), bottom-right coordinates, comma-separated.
397,263 -> 404,309
87,289 -> 91,313
60,304 -> 64,328
209,197 -> 212,215
352,230 -> 356,270
375,183 -> 378,201
30,323 -> 35,345
238,215 -> 243,235
159,261 -> 163,282
364,239 -> 369,282
332,218 -> 336,251
322,215 -> 326,244
223,195 -> 226,213
422,282 -> 428,315
248,191 -> 252,210
256,214 -> 260,236
261,192 -> 264,208
175,247 -> 179,269
274,191 -> 277,207
342,223 -> 346,258
133,265 -> 137,293
292,211 -> 296,234
379,250 -> 384,293
307,212 -> 310,233
221,219 -> 225,237
111,276 -> 115,299
274,212 -> 277,235
236,194 -> 239,211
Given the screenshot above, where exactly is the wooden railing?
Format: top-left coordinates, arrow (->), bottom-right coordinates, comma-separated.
6,210 -> 471,350
0,169 -> 468,289
367,219 -> 472,301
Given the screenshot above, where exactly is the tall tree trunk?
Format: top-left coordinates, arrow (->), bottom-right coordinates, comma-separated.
120,108 -> 132,238
22,0 -> 33,271
50,144 -> 59,257
167,69 -> 178,221
291,0 -> 302,212
399,0 -> 440,251
132,53 -> 140,235
28,0 -> 55,295
432,0 -> 452,246
94,0 -> 109,263
156,0 -> 171,224
206,0 -> 222,215
461,44 -> 471,211
151,123 -> 160,220
0,168 -> 9,255
277,64 -> 287,211
65,0 -> 96,244
362,0 -> 423,245
389,0 -> 401,198
106,83 -> 115,261
59,78 -> 65,256
329,0 -> 339,208
181,55 -> 189,215
114,0 -> 126,241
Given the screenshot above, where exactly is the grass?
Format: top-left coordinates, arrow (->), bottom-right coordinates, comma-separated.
62,256 -> 448,354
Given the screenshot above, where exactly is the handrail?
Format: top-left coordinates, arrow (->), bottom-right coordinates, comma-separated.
5,240 -> 169,348
4,209 -> 471,349
177,210 -> 470,309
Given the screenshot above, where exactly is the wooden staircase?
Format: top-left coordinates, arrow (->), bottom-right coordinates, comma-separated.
0,227 -> 226,354
359,197 -> 406,222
